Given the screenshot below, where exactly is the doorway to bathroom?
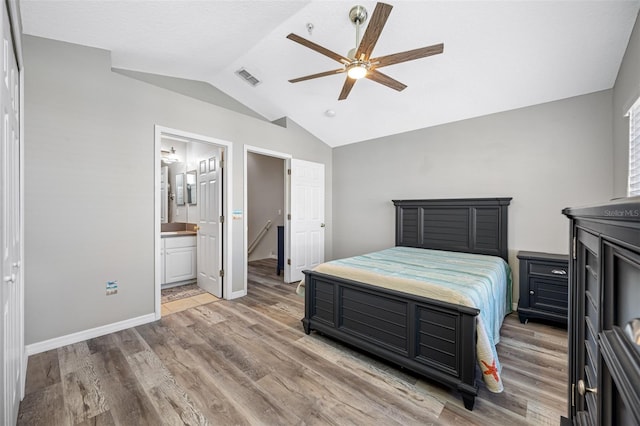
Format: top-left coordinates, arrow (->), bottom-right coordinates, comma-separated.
155,125 -> 232,318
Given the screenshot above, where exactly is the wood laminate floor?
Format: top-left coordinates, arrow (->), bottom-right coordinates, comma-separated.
18,259 -> 568,425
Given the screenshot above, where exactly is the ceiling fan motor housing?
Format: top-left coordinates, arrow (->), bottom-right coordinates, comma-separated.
349,5 -> 368,25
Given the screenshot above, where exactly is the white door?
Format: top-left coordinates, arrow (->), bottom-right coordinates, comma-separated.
287,159 -> 325,283
1,1 -> 22,423
197,150 -> 223,297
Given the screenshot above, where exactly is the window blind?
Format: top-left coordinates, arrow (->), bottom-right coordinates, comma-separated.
629,97 -> 640,196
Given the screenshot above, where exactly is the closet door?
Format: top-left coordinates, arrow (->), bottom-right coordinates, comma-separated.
0,1 -> 22,424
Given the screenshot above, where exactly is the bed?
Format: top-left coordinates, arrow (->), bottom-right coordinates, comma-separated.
300,198 -> 512,410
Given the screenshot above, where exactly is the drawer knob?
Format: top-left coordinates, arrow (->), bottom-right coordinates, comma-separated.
577,379 -> 597,396
529,290 -> 535,295
551,269 -> 567,275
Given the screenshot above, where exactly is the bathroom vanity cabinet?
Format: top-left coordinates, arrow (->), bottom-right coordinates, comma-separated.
160,235 -> 197,285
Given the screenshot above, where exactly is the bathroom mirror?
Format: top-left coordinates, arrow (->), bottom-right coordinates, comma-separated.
160,138 -> 211,225
186,170 -> 197,205
175,173 -> 185,206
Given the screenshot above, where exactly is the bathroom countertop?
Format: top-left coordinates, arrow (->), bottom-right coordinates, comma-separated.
161,231 -> 197,237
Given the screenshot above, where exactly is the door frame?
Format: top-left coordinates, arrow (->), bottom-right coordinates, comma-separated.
243,145 -> 292,292
154,125 -> 233,318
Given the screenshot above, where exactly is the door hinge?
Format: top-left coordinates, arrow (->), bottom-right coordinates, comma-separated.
571,383 -> 575,407
287,213 -> 291,220
572,236 -> 577,260
220,160 -> 224,169
287,258 -> 291,265
220,215 -> 225,223
219,269 -> 224,277
287,168 -> 291,175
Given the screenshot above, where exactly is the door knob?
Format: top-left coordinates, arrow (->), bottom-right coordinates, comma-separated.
12,261 -> 20,269
320,223 -> 325,228
3,274 -> 15,284
529,290 -> 535,295
577,379 -> 597,395
194,226 -> 200,232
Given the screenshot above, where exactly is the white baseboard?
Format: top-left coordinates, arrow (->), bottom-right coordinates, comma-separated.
228,289 -> 247,300
512,302 -> 518,311
25,313 -> 157,356
161,279 -> 196,290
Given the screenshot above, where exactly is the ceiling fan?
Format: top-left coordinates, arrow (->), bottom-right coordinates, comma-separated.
287,2 -> 444,100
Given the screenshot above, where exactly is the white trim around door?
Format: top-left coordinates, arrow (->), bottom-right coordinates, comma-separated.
243,145 -> 292,295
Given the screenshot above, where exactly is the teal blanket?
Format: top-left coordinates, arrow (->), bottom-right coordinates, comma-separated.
324,246 -> 512,392
330,246 -> 512,345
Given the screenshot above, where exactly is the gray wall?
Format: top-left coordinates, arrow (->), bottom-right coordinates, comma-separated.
332,90 -> 613,305
23,35 -> 332,345
613,9 -> 640,198
113,68 -> 267,122
247,152 -> 285,261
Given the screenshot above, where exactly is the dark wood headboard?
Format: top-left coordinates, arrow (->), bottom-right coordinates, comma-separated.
392,198 -> 512,262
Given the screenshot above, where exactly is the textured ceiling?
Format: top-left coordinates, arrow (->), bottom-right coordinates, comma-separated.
20,1 -> 640,147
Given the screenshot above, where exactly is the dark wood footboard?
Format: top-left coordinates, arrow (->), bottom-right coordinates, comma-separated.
302,269 -> 480,410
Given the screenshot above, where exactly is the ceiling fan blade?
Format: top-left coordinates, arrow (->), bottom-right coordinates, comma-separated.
287,33 -> 350,64
338,77 -> 357,100
370,43 -> 444,68
366,70 -> 407,92
355,2 -> 393,60
289,68 -> 346,83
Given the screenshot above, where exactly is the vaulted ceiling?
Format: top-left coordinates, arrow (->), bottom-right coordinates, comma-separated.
20,1 -> 640,147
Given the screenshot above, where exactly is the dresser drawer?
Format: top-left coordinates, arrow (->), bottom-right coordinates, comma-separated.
529,262 -> 568,278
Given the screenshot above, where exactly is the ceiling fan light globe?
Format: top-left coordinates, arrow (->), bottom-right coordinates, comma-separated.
347,63 -> 368,79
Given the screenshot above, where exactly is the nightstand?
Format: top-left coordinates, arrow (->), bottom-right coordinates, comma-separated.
517,251 -> 569,325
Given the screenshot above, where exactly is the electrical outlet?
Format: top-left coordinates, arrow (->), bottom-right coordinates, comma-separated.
106,280 -> 118,296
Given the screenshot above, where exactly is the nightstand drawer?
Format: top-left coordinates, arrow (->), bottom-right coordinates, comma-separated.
529,262 -> 568,278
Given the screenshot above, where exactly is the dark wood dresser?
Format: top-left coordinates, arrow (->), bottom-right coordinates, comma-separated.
562,198 -> 640,425
517,251 -> 569,325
